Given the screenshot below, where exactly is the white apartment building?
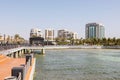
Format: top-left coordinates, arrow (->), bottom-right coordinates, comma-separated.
0,35 -> 3,43
45,29 -> 54,41
58,29 -> 78,39
73,32 -> 78,39
30,28 -> 43,38
58,29 -> 66,38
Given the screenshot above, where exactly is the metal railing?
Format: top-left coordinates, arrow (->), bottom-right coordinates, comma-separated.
0,44 -> 20,51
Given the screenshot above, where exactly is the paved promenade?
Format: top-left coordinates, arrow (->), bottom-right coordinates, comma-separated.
0,54 -> 35,80
0,55 -> 25,80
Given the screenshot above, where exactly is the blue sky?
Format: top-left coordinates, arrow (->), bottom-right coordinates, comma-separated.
0,0 -> 120,40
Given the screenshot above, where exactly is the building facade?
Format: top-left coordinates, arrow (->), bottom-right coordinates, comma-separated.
29,28 -> 44,45
85,23 -> 105,39
30,28 -> 42,38
45,29 -> 54,41
58,29 -> 66,38
29,37 -> 44,46
58,29 -> 78,39
73,32 -> 78,39
0,34 -> 13,44
0,35 -> 3,44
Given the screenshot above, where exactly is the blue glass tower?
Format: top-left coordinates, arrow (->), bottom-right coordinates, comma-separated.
85,23 -> 105,39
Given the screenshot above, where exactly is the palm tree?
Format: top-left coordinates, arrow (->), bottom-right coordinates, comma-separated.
14,34 -> 25,44
102,38 -> 107,45
116,38 -> 120,45
14,34 -> 20,42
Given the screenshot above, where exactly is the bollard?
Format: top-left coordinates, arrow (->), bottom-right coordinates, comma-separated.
41,48 -> 45,55
11,66 -> 25,80
26,54 -> 32,66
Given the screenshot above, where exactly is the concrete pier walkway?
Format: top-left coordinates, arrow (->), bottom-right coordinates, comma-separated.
0,56 -> 25,80
0,54 -> 35,80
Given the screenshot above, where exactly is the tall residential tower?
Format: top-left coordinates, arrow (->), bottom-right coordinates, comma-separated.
30,28 -> 42,38
29,28 -> 44,45
85,23 -> 105,39
45,29 -> 54,41
58,29 -> 78,39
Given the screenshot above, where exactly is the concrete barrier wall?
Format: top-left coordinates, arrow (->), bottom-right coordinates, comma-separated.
29,58 -> 36,80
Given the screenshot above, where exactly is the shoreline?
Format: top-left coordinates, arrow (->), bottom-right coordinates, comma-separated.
24,45 -> 120,52
34,45 -> 120,49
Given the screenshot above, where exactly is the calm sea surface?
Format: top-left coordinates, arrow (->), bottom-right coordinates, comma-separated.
34,49 -> 120,80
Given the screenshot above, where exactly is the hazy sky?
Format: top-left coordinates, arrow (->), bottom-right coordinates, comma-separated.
0,0 -> 120,40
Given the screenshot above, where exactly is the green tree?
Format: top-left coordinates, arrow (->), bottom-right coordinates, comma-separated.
14,34 -> 25,44
116,38 -> 120,45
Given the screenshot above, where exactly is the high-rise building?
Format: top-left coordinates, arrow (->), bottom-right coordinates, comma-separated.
29,28 -> 44,45
30,28 -> 42,38
45,29 -> 54,41
58,29 -> 78,39
0,34 -> 3,43
58,29 -> 66,38
85,23 -> 105,39
73,32 -> 78,39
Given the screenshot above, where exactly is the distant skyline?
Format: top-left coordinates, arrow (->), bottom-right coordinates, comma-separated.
0,0 -> 120,40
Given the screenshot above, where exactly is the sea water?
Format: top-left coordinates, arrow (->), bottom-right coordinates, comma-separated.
34,49 -> 120,80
